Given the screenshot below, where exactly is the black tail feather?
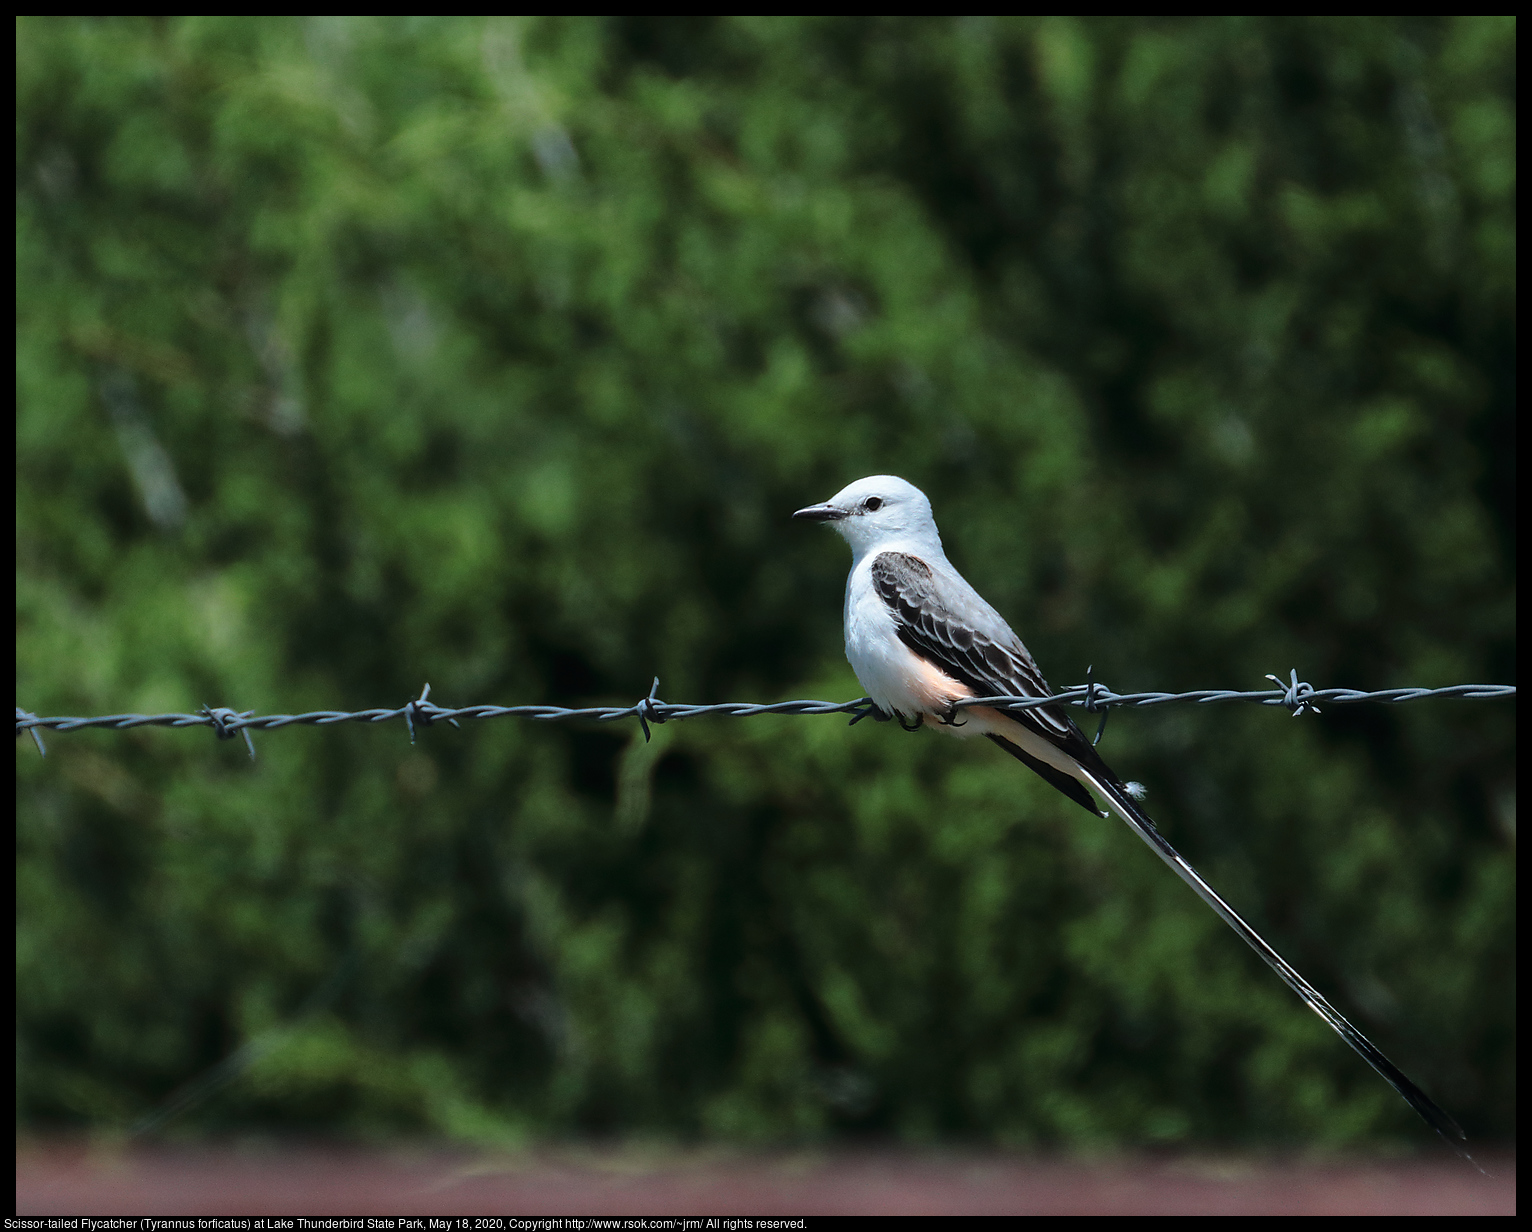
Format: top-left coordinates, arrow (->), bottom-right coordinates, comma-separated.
1076,765 -> 1482,1172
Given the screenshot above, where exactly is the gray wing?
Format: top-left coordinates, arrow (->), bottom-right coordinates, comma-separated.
869,550 -> 1091,755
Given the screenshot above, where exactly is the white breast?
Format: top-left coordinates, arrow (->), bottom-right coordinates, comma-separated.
843,560 -> 972,721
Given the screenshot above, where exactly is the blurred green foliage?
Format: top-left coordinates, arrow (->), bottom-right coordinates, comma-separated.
16,17 -> 1514,1149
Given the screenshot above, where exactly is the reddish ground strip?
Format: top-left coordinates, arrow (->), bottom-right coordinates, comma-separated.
17,1143 -> 1515,1217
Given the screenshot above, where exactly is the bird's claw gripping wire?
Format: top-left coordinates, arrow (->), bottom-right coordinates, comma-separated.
1267,669 -> 1323,717
404,683 -> 461,744
200,705 -> 257,760
635,677 -> 668,743
847,699 -> 892,727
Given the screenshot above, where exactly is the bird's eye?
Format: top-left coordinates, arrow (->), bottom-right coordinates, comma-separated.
863,497 -> 883,512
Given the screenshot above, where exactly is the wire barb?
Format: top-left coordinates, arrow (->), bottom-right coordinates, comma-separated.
16,708 -> 47,756
200,705 -> 257,760
1266,668 -> 1322,717
635,677 -> 667,743
1083,664 -> 1110,747
404,683 -> 461,744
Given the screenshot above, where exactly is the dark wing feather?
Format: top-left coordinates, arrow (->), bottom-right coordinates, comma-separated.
870,550 -> 1101,765
984,731 -> 1103,817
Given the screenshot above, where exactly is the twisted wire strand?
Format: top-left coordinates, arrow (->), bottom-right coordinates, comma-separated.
14,679 -> 1516,757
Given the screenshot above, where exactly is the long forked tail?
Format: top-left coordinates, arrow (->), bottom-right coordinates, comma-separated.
1075,765 -> 1482,1171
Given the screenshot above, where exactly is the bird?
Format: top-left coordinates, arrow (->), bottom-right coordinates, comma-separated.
794,473 -> 1473,1161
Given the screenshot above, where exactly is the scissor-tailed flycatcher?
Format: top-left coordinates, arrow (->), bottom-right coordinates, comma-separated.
795,474 -> 1471,1159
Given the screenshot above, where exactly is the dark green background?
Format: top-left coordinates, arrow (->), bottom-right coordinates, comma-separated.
17,17 -> 1514,1149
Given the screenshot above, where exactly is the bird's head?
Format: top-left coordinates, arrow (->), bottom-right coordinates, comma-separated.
793,475 -> 940,557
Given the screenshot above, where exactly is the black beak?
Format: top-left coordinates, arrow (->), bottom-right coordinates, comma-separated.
792,502 -> 845,522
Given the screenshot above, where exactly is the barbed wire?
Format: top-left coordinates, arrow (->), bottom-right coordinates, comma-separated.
14,671 -> 1515,759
